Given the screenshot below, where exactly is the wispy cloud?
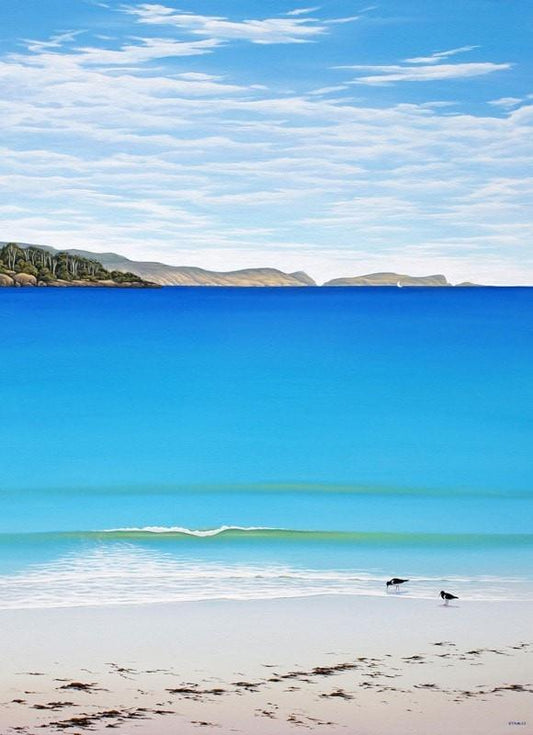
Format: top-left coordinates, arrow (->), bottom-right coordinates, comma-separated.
405,45 -> 479,64
339,61 -> 511,85
488,96 -> 523,109
325,16 -> 361,25
23,30 -> 85,53
76,37 -> 222,64
124,4 -> 356,44
307,84 -> 349,96
336,44 -> 511,86
285,7 -> 321,17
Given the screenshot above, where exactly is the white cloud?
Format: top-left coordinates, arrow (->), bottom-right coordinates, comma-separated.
177,72 -> 220,81
23,30 -> 85,52
337,45 -> 510,86
324,16 -> 361,25
405,45 -> 479,64
307,85 -> 349,96
488,96 -> 523,109
341,62 -> 512,85
285,7 -> 321,16
75,37 -> 222,65
124,3 -> 356,44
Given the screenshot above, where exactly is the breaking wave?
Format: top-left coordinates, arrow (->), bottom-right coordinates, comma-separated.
2,527 -> 532,546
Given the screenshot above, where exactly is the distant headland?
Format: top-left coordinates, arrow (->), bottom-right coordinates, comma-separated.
323,273 -> 479,287
1,242 -> 480,288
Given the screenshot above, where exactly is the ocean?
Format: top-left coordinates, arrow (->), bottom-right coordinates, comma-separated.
1,286 -> 532,608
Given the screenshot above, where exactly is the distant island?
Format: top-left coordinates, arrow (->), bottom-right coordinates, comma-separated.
0,243 -> 158,288
1,242 -> 481,287
323,272 -> 479,287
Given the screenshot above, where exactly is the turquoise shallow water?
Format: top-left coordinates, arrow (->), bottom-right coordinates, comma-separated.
1,287 -> 532,606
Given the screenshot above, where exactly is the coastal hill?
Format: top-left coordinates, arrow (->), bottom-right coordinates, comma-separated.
0,243 -> 157,288
0,244 -> 316,287
324,272 -> 450,287
147,266 -> 316,286
44,248 -> 317,287
1,242 -> 481,287
95,262 -> 317,286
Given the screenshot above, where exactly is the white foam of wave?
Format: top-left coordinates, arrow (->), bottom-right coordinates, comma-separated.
102,525 -> 279,536
0,546 -> 532,610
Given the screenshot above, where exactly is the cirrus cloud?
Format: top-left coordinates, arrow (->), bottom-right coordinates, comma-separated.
124,3 -> 359,44
339,61 -> 512,85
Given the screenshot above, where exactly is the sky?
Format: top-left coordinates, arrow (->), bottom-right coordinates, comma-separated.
1,0 -> 532,284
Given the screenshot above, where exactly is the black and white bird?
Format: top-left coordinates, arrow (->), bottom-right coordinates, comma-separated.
440,590 -> 458,605
386,578 -> 409,591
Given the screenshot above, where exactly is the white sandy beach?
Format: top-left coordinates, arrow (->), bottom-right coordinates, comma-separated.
1,595 -> 532,734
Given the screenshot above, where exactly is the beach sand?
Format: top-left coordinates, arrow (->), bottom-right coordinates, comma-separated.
1,596 -> 532,734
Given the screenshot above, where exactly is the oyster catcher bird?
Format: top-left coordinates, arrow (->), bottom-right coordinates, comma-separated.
440,590 -> 459,605
386,578 -> 409,591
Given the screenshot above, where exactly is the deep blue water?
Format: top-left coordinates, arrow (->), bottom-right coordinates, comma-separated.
0,287 -> 532,607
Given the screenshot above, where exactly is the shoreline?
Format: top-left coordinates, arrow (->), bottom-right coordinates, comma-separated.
2,596 -> 532,734
1,282 -> 517,289
0,277 -> 159,288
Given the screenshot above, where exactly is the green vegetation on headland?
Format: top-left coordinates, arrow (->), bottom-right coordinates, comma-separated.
0,243 -> 158,288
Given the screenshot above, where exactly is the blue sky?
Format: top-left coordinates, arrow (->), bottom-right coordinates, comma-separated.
1,0 -> 532,283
